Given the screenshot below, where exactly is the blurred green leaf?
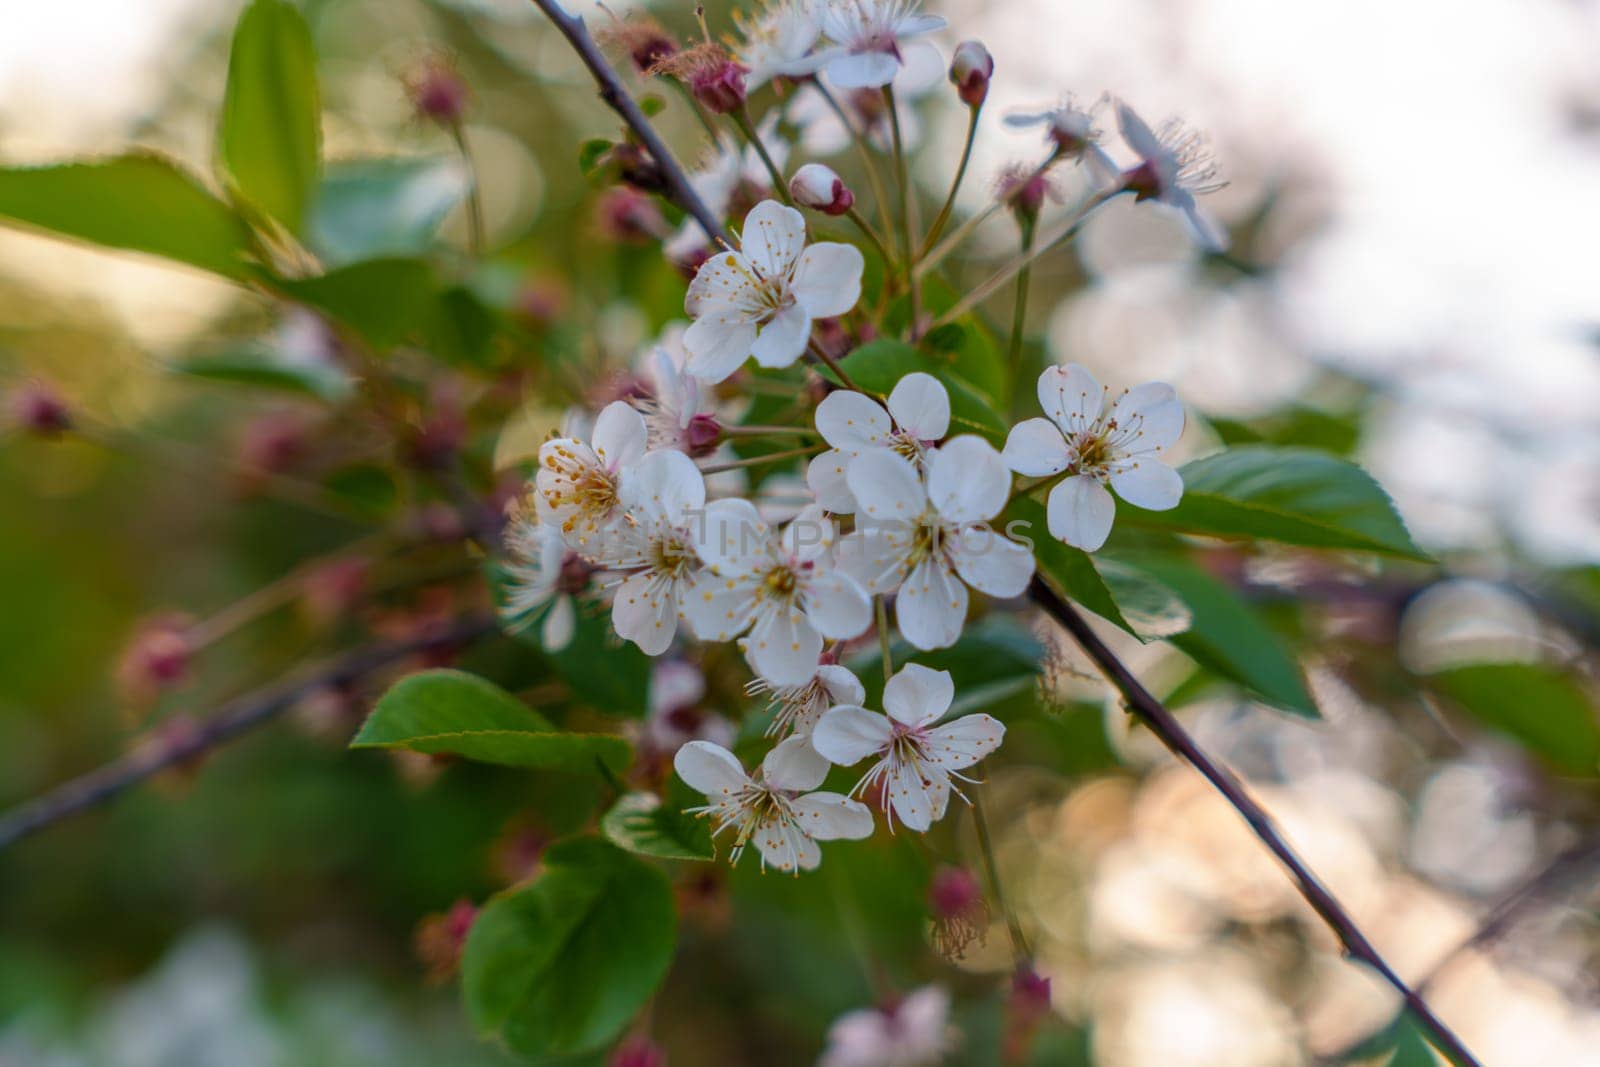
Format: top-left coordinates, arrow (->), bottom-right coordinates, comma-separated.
546,610 -> 654,720
577,138 -> 613,178
892,277 -> 1009,403
1130,556 -> 1318,717
218,0 -> 321,233
352,669 -> 633,772
832,339 -> 1008,445
0,155 -> 253,278
462,838 -> 676,1056
1427,662 -> 1599,775
601,791 -> 713,861
173,344 -> 352,401
323,463 -> 400,517
1207,406 -> 1363,456
1131,446 -> 1429,561
308,157 -> 468,265
279,257 -> 437,350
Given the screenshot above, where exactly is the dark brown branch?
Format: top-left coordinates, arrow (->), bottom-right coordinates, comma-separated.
1028,577 -> 1484,1067
529,0 -> 730,245
0,614 -> 495,851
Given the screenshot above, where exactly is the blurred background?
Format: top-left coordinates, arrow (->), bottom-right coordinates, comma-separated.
1,0 -> 1598,1064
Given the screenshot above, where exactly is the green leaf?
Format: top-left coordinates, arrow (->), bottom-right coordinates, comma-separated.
218,0 -> 321,233
173,344 -> 352,401
1427,663 -> 1599,775
833,339 -> 1008,445
1019,492 -> 1192,641
308,157 -> 469,266
1131,446 -> 1429,561
278,257 -> 437,350
1130,557 -> 1318,718
0,155 -> 254,278
462,838 -> 676,1056
352,669 -> 632,772
547,610 -> 654,719
577,138 -> 614,178
601,791 -> 713,861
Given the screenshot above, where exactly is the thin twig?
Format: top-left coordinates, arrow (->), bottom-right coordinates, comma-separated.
0,615 -> 496,851
1026,577 -> 1484,1067
530,0 -> 729,245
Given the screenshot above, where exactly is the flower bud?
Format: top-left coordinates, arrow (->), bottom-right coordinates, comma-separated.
404,54 -> 469,126
996,163 -> 1056,226
6,381 -> 71,437
684,413 -> 722,456
116,614 -> 194,702
949,41 -> 993,108
414,899 -> 478,983
690,57 -> 748,115
1003,967 -> 1053,1062
789,163 -> 855,216
609,1036 -> 667,1067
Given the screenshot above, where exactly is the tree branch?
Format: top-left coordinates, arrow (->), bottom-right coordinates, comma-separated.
529,0 -> 730,245
1027,577 -> 1484,1067
0,614 -> 496,851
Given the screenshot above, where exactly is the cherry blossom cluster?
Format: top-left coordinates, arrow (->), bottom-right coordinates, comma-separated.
504,0 -> 1221,874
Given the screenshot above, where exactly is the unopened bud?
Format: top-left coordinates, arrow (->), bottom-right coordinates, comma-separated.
596,187 -> 668,244
404,54 -> 469,126
116,614 -> 194,702
684,413 -> 722,457
996,163 -> 1056,225
609,1036 -> 668,1067
6,382 -> 71,437
789,164 -> 854,216
414,899 -> 478,983
237,411 -> 309,477
599,14 -> 678,74
950,41 -> 993,108
690,58 -> 747,115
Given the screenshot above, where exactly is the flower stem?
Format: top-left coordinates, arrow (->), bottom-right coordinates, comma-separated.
814,81 -> 896,261
733,106 -> 792,205
697,444 -> 823,474
1007,218 -> 1037,407
883,85 -> 920,337
875,596 -> 894,680
719,424 -> 817,438
971,788 -> 1030,966
916,152 -> 1061,280
919,105 -> 981,257
447,121 -> 486,256
808,337 -> 860,391
845,207 -> 896,272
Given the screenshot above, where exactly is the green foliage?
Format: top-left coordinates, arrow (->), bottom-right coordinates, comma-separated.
461,838 -> 676,1057
218,0 -> 322,234
308,157 -> 469,266
544,610 -> 655,720
832,339 -> 1008,444
1133,446 -> 1429,561
853,615 -> 1044,720
351,669 -> 633,772
1427,662 -> 1599,775
601,791 -> 714,861
173,344 -> 353,401
0,155 -> 254,278
276,257 -> 498,363
1129,556 -> 1318,717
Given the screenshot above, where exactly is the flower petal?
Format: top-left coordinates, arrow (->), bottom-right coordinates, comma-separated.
1109,460 -> 1184,511
846,448 -> 927,526
928,435 -> 1009,523
620,448 -> 706,521
824,50 -> 902,89
591,401 -> 648,471
1046,474 -> 1115,551
834,527 -> 912,596
1108,382 -> 1185,454
781,503 -> 835,563
790,792 -> 875,840
923,713 -> 1006,771
739,199 -> 808,277
674,739 -> 749,797
1038,363 -> 1104,435
746,603 -> 825,686
806,448 -> 859,513
753,816 -> 819,873
881,662 -> 955,728
791,242 -> 864,318
1116,101 -> 1163,162
683,570 -> 758,641
751,302 -> 812,368
887,757 -> 940,831
541,595 -> 575,651
947,524 -> 1035,597
683,316 -> 757,383
1001,417 -> 1072,477
815,390 -> 892,451
895,13 -> 948,36
812,705 -> 892,766
612,570 -> 679,655
801,565 -> 872,640
694,498 -> 770,574
763,733 -> 830,791
895,556 -> 969,651
685,251 -> 755,317
885,371 -> 950,441
816,664 -> 866,707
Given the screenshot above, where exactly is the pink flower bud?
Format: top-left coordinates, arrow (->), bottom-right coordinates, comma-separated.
690,58 -> 748,115
609,1036 -> 667,1067
6,381 -> 71,436
789,163 -> 855,216
414,899 -> 478,983
684,413 -> 722,456
949,41 -> 993,108
116,614 -> 194,702
404,55 -> 469,126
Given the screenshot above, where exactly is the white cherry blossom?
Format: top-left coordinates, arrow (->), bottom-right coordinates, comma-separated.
819,986 -> 955,1067
1002,363 -> 1185,552
836,437 -> 1033,650
1115,101 -> 1228,252
796,0 -> 947,90
806,371 -> 950,513
786,42 -> 944,155
535,400 -> 647,550
812,664 -> 1005,832
748,662 -> 866,741
733,0 -> 821,90
605,450 -> 707,655
675,736 -> 873,872
686,501 -> 871,686
500,513 -> 582,651
1004,96 -> 1118,186
683,200 -> 863,382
